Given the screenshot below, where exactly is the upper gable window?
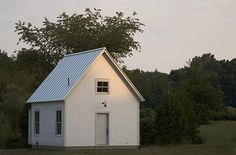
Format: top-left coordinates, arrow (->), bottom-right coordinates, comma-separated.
96,80 -> 109,94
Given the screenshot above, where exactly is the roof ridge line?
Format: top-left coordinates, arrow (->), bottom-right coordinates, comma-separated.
65,47 -> 105,57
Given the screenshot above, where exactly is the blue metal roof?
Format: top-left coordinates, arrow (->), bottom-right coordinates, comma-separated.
26,48 -> 104,103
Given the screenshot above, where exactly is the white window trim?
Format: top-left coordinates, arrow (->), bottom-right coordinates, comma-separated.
55,109 -> 62,136
34,109 -> 40,136
95,79 -> 110,95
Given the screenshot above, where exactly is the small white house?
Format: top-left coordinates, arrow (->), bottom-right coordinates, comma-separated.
26,47 -> 144,148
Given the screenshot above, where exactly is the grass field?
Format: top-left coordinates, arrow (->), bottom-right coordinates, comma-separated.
0,121 -> 235,155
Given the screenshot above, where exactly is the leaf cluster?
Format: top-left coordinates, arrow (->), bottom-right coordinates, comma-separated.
15,8 -> 144,64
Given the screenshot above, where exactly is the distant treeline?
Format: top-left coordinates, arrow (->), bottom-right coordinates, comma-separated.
124,54 -> 236,108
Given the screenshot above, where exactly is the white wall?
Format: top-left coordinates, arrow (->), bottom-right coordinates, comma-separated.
30,102 -> 64,146
64,53 -> 139,147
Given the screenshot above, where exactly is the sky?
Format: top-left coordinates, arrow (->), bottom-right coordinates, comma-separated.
0,0 -> 236,73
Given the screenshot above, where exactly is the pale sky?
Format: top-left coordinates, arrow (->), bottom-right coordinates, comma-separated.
0,0 -> 236,73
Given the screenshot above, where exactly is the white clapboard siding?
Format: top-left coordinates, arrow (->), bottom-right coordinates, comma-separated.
64,53 -> 139,146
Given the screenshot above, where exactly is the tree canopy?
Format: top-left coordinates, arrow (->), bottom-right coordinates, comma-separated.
15,8 -> 144,65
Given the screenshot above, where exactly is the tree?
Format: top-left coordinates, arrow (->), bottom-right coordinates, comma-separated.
0,112 -> 12,149
15,48 -> 53,92
15,8 -> 144,65
0,84 -> 26,148
124,68 -> 169,108
0,60 -> 27,148
155,91 -> 201,144
170,54 -> 224,124
219,59 -> 236,107
0,51 -> 14,102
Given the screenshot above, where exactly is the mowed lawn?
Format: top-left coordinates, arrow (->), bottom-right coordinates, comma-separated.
1,121 -> 236,155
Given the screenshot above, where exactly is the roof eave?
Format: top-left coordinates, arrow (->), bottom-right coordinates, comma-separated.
26,100 -> 64,104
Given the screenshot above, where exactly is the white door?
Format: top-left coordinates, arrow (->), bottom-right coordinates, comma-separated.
96,113 -> 109,145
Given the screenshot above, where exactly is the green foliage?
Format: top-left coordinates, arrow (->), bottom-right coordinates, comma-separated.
140,108 -> 156,145
0,49 -> 53,148
127,54 -> 228,145
15,8 -> 144,64
0,51 -> 14,102
15,49 -> 53,92
170,54 -> 225,124
0,113 -> 12,149
124,68 -> 169,108
19,104 -> 31,147
0,84 -> 26,148
155,92 -> 201,144
219,59 -> 236,107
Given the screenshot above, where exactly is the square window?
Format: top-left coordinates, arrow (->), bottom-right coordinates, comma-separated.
96,80 -> 109,93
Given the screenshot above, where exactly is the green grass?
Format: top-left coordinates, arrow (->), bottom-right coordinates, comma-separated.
200,121 -> 236,147
1,121 -> 236,155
